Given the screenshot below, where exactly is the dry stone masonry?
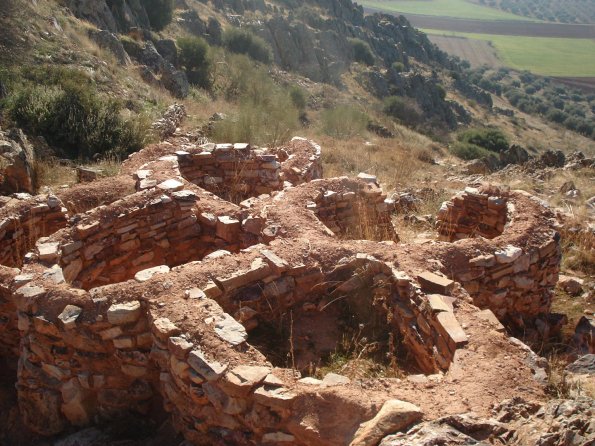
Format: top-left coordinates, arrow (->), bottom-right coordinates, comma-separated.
0,137 -> 564,445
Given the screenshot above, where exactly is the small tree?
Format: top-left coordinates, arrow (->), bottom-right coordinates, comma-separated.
348,38 -> 375,66
177,36 -> 211,89
223,28 -> 272,64
142,0 -> 174,31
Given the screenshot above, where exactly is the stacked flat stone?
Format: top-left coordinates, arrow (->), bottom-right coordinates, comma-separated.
8,251 -> 468,439
437,187 -> 508,241
307,179 -> 398,241
0,194 -> 68,267
177,143 -> 282,200
50,188 -> 259,290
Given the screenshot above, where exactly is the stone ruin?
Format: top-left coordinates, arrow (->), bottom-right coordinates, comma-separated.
0,137 -> 565,445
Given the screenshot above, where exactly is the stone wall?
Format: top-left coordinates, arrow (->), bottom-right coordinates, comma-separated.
0,194 -> 68,268
437,187 -> 508,241
0,266 -> 19,357
177,143 -> 283,201
9,249 -> 468,441
307,178 -> 399,241
436,188 -> 561,327
46,187 -> 263,290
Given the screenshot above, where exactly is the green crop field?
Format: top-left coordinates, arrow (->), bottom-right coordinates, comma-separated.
360,0 -> 536,21
423,29 -> 595,77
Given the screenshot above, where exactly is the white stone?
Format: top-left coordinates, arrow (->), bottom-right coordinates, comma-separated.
134,265 -> 170,282
214,313 -> 247,346
495,245 -> 523,264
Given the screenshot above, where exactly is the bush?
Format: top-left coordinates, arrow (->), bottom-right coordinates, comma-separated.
289,85 -> 307,111
457,127 -> 509,153
4,67 -> 147,160
142,0 -> 174,31
321,105 -> 369,139
212,55 -> 299,145
177,36 -> 211,89
348,38 -> 375,66
450,141 -> 492,160
212,91 -> 298,146
223,27 -> 272,64
391,62 -> 405,73
383,96 -> 420,126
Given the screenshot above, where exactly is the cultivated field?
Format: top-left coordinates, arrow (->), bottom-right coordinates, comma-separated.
428,35 -> 502,68
424,29 -> 595,77
403,14 -> 595,38
473,0 -> 595,24
361,0 -> 535,21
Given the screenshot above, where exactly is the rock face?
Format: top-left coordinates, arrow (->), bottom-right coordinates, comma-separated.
88,29 -> 131,65
351,400 -> 423,446
0,129 -> 35,194
382,398 -> 595,446
65,0 -> 150,33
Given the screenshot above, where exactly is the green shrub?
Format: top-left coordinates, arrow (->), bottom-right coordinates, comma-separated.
348,38 -> 375,66
391,62 -> 405,73
142,0 -> 174,31
5,67 -> 147,160
212,91 -> 298,146
450,141 -> 492,160
177,36 -> 211,89
321,105 -> 369,139
289,85 -> 307,111
457,127 -> 509,153
212,55 -> 299,145
223,28 -> 272,64
382,96 -> 420,126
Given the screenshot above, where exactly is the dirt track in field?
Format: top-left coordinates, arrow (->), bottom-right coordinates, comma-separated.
428,35 -> 502,68
364,7 -> 595,38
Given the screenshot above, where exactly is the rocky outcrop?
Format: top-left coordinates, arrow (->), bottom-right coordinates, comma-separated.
0,129 -> 35,195
65,0 -> 150,33
381,398 -> 595,445
88,29 -> 131,65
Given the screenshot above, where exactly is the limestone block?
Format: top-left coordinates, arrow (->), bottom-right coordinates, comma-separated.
216,216 -> 241,242
213,313 -> 247,346
57,305 -> 83,330
37,241 -> 60,262
168,336 -> 194,358
188,350 -> 228,381
106,301 -> 142,325
253,385 -> 296,409
221,365 -> 271,397
135,265 -> 170,282
152,317 -> 181,342
436,312 -> 468,352
350,399 -> 423,446
495,245 -> 523,264
417,271 -> 454,295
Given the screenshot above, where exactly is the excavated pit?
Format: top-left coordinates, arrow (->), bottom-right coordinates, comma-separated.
0,137 -> 563,445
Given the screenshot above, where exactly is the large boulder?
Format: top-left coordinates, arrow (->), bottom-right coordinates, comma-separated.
0,129 -> 35,194
88,29 -> 131,65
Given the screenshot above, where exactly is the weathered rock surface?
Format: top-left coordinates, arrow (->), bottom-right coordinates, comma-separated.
0,128 -> 35,194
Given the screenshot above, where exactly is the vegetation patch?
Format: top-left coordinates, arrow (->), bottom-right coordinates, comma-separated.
222,27 -> 272,64
0,66 -> 148,160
